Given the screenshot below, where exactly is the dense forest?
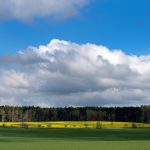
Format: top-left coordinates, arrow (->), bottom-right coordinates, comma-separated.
0,106 -> 150,123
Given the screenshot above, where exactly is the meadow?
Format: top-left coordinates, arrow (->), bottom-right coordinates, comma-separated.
0,127 -> 150,150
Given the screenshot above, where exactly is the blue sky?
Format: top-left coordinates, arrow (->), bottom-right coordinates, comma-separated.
0,0 -> 150,107
0,0 -> 150,55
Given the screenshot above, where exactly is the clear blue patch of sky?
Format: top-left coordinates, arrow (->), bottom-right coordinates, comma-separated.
0,0 -> 150,55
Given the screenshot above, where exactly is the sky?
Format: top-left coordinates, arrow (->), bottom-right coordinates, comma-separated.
0,0 -> 150,107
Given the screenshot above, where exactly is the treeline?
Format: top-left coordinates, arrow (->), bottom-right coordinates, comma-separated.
0,106 -> 150,123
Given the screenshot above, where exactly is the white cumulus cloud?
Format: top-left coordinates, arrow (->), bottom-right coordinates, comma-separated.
0,0 -> 89,21
0,39 -> 150,107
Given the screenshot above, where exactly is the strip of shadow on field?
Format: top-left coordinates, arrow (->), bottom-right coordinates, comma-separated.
0,128 -> 150,143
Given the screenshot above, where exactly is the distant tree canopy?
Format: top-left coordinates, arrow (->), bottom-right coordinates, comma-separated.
0,106 -> 150,123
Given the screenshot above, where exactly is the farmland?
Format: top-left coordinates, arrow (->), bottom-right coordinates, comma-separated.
0,127 -> 150,150
0,121 -> 150,129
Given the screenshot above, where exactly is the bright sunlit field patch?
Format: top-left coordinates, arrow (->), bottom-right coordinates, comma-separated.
0,121 -> 150,129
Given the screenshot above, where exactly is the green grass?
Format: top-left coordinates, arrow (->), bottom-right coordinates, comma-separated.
0,127 -> 150,150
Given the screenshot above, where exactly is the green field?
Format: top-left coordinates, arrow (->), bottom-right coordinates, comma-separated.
0,128 -> 150,150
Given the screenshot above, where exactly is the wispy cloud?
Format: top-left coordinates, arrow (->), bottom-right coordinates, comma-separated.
0,39 -> 150,107
0,0 -> 89,21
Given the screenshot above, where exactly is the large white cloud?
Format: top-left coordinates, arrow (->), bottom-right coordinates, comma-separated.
0,0 -> 89,21
0,39 -> 150,107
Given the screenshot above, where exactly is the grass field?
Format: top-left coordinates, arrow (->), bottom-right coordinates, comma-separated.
0,127 -> 150,150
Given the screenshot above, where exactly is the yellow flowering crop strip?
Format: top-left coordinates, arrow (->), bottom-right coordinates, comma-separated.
0,121 -> 150,129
